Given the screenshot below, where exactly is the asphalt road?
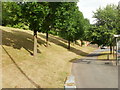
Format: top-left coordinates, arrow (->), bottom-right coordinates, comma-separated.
72,49 -> 118,88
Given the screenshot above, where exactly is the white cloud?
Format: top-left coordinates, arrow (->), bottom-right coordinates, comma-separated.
77,0 -> 119,24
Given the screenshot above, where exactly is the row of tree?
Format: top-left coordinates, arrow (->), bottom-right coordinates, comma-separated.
2,2 -> 90,56
89,4 -> 120,53
2,2 -> 120,55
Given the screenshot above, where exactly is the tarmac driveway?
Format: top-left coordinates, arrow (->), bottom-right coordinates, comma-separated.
72,49 -> 118,88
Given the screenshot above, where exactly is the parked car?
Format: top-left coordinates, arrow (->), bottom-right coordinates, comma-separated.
101,46 -> 107,49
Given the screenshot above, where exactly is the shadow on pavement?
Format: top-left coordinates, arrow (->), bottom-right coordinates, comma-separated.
86,53 -> 110,57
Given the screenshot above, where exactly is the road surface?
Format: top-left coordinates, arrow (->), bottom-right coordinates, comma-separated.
72,49 -> 118,88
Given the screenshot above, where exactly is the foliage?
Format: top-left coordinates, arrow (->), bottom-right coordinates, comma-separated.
54,3 -> 85,43
41,3 -> 61,33
91,4 -> 118,46
2,2 -> 27,29
21,2 -> 49,32
117,3 -> 120,34
82,18 -> 91,41
2,2 -> 89,49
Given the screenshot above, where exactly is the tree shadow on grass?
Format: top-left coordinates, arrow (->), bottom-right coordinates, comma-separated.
2,28 -> 89,56
39,34 -> 88,56
49,34 -> 68,43
2,30 -> 46,55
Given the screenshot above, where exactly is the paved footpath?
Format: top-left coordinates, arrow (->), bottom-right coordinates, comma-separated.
72,49 -> 118,88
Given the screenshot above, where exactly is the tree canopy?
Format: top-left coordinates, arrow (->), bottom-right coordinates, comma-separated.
54,2 -> 85,48
90,4 -> 118,47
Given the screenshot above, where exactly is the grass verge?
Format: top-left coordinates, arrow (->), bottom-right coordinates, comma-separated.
98,51 -> 115,60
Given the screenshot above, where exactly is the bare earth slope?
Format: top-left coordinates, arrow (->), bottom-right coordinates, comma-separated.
1,26 -> 96,88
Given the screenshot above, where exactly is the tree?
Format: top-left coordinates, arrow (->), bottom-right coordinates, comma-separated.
116,2 -> 120,34
54,2 -> 85,49
73,10 -> 85,46
2,2 -> 22,26
82,19 -> 91,42
41,2 -> 61,47
2,2 -> 29,29
92,4 -> 118,53
22,2 -> 49,56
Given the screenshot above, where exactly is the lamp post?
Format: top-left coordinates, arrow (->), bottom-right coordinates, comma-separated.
116,37 -> 118,65
114,35 -> 120,65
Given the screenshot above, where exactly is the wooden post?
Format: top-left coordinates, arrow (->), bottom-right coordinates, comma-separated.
116,38 -> 118,65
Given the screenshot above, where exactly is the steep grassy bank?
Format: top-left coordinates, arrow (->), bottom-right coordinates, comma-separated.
1,26 -> 96,88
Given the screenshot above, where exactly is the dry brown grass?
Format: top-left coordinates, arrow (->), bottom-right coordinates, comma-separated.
1,26 -> 96,88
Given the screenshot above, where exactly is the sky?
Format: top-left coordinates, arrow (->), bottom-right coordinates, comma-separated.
77,0 -> 120,24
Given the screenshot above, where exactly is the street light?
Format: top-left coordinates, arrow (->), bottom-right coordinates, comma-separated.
114,35 -> 120,65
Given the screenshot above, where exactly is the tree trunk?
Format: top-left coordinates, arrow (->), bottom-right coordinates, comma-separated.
68,40 -> 70,49
81,40 -> 83,47
73,41 -> 75,46
110,45 -> 112,54
113,46 -> 115,57
46,32 -> 49,47
33,30 -> 37,56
